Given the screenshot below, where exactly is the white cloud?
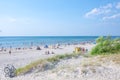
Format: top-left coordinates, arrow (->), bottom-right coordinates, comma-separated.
103,13 -> 120,20
116,2 -> 120,9
85,2 -> 120,21
85,3 -> 112,18
85,8 -> 99,17
0,16 -> 32,25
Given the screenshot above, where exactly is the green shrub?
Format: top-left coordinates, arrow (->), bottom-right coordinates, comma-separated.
91,36 -> 120,55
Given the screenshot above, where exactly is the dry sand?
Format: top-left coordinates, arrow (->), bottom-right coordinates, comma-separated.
3,53 -> 120,80
0,43 -> 94,80
1,43 -> 120,80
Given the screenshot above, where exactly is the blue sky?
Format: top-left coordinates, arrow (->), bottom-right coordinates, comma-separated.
0,0 -> 120,36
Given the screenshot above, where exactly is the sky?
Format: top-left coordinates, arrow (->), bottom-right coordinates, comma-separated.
0,0 -> 120,36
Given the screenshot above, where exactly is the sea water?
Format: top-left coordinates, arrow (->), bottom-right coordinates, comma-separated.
0,36 -> 119,48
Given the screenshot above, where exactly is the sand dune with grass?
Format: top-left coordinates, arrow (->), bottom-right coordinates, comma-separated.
4,53 -> 120,80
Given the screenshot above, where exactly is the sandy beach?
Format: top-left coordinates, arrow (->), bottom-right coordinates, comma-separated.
1,43 -> 120,80
0,43 -> 94,80
6,55 -> 120,80
0,0 -> 120,79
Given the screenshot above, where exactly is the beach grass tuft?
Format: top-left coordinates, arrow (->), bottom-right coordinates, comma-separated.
16,52 -> 82,75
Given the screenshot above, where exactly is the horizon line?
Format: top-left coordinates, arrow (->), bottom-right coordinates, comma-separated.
0,35 -> 119,37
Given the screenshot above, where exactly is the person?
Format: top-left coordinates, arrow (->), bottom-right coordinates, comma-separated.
9,50 -> 11,55
82,48 -> 85,53
45,51 -> 50,55
48,51 -> 50,54
51,51 -> 55,54
36,46 -> 41,50
86,49 -> 88,52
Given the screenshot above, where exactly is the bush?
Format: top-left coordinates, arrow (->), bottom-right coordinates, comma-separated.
91,36 -> 120,55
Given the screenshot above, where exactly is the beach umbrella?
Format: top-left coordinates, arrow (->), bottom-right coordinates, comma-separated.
44,45 -> 48,48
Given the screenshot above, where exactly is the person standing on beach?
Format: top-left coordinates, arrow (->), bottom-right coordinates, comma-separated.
9,46 -> 12,55
9,50 -> 11,55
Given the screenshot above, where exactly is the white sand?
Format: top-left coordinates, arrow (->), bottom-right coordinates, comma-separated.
0,43 -> 94,80
3,54 -> 120,80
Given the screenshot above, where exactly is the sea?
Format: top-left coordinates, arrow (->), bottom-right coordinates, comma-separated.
0,36 -> 119,48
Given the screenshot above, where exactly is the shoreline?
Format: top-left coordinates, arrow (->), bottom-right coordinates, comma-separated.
0,41 -> 94,54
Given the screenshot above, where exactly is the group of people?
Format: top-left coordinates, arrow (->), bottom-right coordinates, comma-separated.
75,47 -> 88,53
45,51 -> 55,55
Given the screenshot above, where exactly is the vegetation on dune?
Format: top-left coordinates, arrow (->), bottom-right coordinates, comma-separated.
91,36 -> 120,55
16,59 -> 47,75
16,52 -> 82,75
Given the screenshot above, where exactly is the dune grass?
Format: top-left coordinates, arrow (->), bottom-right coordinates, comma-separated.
16,59 -> 47,75
91,36 -> 120,55
16,52 -> 82,75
